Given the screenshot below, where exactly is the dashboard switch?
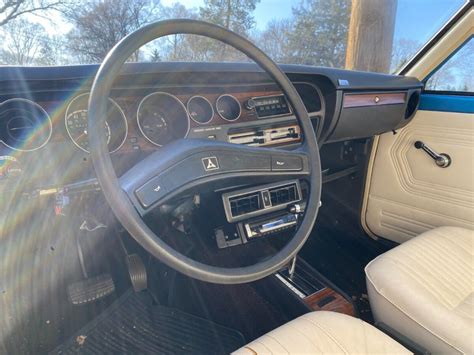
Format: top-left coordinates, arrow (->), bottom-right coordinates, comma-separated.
271,156 -> 303,171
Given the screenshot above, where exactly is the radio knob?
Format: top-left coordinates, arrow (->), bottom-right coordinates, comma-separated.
245,99 -> 256,110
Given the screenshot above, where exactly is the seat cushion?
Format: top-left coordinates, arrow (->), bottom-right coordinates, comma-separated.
232,311 -> 409,354
365,226 -> 474,354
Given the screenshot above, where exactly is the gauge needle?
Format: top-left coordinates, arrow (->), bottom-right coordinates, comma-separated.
9,126 -> 33,130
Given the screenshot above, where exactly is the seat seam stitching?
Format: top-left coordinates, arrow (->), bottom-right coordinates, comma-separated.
265,334 -> 290,354
301,317 -> 349,354
366,273 -> 464,353
243,346 -> 258,355
388,250 -> 473,307
251,337 -> 274,353
388,253 -> 464,308
420,239 -> 472,276
286,321 -> 324,353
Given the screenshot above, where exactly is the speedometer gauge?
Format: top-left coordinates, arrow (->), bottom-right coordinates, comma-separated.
66,109 -> 111,151
137,92 -> 189,146
65,93 -> 128,153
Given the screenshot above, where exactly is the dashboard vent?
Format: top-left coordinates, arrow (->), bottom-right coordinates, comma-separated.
229,192 -> 262,217
223,180 -> 302,223
294,83 -> 322,113
405,90 -> 420,119
269,183 -> 299,206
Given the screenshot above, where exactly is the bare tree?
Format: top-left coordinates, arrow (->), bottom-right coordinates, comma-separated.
287,0 -> 351,67
37,34 -> 70,65
0,0 -> 64,27
66,0 -> 161,63
257,19 -> 292,63
199,0 -> 259,61
426,39 -> 474,91
158,2 -> 197,61
200,0 -> 259,36
0,18 -> 45,65
390,38 -> 420,73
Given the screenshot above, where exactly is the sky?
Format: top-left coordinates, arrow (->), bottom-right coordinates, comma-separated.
159,0 -> 466,42
10,0 -> 468,67
30,0 -> 466,43
160,0 -> 294,30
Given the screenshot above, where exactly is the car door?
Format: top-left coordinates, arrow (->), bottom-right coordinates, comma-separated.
361,6 -> 474,243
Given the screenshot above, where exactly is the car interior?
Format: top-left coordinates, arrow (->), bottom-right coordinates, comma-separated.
0,2 -> 473,354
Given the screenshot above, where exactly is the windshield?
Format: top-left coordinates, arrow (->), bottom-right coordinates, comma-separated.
0,0 -> 467,73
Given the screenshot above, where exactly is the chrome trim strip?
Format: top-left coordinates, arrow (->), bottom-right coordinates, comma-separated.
275,273 -> 306,298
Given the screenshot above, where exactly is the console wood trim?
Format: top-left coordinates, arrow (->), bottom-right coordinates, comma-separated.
304,287 -> 355,316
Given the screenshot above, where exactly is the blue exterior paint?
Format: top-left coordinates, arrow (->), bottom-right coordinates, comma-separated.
419,94 -> 474,113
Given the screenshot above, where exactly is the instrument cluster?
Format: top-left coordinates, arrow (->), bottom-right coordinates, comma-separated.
0,83 -> 323,153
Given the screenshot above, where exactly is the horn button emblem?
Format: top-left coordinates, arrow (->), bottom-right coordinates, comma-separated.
202,156 -> 219,171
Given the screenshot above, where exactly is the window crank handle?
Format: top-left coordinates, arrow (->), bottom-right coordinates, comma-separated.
414,141 -> 451,168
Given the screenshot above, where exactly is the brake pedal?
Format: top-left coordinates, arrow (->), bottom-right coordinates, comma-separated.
68,274 -> 115,305
126,254 -> 147,292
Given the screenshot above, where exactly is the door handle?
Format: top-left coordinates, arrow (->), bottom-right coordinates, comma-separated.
414,141 -> 451,168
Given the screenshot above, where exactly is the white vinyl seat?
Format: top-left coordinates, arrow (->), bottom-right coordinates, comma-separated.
365,226 -> 474,354
232,311 -> 410,354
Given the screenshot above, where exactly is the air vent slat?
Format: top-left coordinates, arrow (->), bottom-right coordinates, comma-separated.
229,192 -> 262,217
223,180 -> 301,222
269,184 -> 299,206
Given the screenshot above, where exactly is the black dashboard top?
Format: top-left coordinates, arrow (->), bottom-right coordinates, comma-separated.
0,62 -> 422,93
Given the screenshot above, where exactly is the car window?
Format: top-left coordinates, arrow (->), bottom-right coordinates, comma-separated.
425,37 -> 474,93
0,0 -> 468,74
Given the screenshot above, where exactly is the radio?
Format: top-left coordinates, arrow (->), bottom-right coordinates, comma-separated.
215,211 -> 299,249
247,94 -> 291,118
242,212 -> 298,239
228,124 -> 301,147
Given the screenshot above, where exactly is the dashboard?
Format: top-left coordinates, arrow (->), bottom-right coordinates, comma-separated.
0,62 -> 422,193
0,82 -> 321,152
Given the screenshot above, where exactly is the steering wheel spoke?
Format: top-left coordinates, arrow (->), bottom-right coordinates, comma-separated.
120,139 -> 310,216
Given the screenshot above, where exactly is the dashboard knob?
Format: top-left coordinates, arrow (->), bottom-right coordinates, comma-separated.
245,98 -> 256,110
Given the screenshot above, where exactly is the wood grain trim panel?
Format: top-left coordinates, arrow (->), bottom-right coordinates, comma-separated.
304,287 -> 355,316
42,87 -> 291,154
343,92 -> 406,108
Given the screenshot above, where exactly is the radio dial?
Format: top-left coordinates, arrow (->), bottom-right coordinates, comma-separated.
245,99 -> 256,110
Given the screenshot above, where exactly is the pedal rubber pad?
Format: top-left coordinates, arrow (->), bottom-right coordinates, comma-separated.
126,254 -> 147,292
68,274 -> 115,305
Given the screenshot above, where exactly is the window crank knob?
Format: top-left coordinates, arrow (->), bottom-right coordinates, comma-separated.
414,141 -> 451,168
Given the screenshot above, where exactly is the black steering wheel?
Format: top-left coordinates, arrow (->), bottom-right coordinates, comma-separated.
88,19 -> 321,284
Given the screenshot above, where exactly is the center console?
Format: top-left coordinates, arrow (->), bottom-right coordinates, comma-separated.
214,180 -> 305,249
276,258 -> 355,316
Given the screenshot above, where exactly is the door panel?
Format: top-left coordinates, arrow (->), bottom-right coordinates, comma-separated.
362,8 -> 474,244
363,108 -> 474,243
